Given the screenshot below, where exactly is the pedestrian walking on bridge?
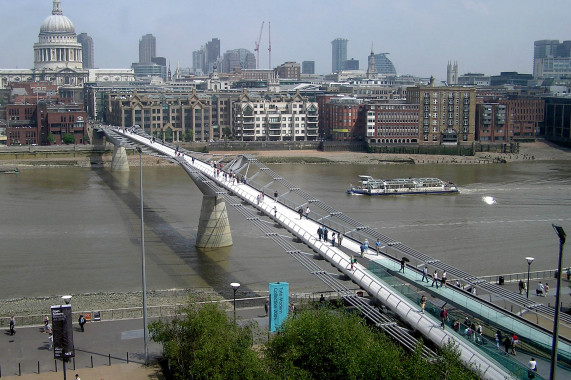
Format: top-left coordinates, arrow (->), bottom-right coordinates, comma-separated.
431,271 -> 439,288
419,295 -> 426,314
439,306 -> 448,329
399,257 -> 406,273
421,266 -> 429,283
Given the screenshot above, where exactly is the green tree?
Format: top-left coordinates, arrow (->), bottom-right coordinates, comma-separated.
265,307 -> 480,380
149,300 -> 267,380
47,133 -> 56,144
264,308 -> 402,379
150,301 -> 480,380
184,130 -> 194,142
222,127 -> 232,139
62,133 -> 75,144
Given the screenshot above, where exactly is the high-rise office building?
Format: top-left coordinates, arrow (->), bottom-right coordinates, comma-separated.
193,48 -> 205,73
139,34 -> 156,64
302,61 -> 315,74
343,58 -> 359,70
205,38 -> 220,73
220,49 -> 255,73
533,39 -> 571,79
373,53 -> 396,75
331,38 -> 348,73
77,33 -> 94,69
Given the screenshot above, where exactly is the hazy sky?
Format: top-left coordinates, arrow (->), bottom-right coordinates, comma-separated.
1,0 -> 569,78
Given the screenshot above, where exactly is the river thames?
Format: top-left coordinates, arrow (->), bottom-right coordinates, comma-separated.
0,160 -> 569,300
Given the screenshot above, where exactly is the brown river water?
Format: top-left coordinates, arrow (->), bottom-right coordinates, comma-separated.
0,160 -> 569,301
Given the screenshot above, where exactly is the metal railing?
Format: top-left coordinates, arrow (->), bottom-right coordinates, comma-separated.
477,269 -> 570,284
0,292 -> 352,329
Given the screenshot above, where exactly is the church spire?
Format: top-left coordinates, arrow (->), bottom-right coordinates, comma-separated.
366,44 -> 378,79
52,0 -> 63,15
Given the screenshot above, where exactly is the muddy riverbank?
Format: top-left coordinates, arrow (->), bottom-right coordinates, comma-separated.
1,140 -> 570,169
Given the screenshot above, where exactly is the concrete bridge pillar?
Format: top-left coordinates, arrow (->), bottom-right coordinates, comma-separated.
111,145 -> 130,172
196,195 -> 233,248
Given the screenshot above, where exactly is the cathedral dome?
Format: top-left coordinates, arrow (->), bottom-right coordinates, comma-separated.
39,0 -> 74,34
40,14 -> 75,34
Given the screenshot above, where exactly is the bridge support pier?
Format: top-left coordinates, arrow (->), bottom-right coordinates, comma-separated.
111,145 -> 130,172
196,195 -> 233,248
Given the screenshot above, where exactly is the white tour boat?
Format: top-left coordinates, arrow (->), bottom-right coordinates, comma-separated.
347,175 -> 459,196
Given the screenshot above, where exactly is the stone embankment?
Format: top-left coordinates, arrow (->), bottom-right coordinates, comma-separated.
1,140 -> 570,168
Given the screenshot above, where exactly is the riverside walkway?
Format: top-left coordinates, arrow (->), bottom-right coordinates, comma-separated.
98,126 -> 568,379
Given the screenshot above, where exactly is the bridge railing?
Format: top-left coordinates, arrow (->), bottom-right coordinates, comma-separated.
477,269 -> 569,284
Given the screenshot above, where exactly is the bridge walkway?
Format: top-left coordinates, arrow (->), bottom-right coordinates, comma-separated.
366,256 -> 571,379
100,126 -> 558,379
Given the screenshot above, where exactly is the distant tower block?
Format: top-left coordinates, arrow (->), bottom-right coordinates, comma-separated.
196,195 -> 233,248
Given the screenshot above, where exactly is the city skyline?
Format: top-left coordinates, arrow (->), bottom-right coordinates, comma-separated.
0,0 -> 569,78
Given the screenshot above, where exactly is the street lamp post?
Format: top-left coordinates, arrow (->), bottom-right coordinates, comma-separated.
136,146 -> 149,366
550,224 -> 566,380
525,257 -> 534,299
230,282 -> 240,323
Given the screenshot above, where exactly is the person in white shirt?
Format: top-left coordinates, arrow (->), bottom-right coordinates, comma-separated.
527,357 -> 537,379
536,281 -> 545,296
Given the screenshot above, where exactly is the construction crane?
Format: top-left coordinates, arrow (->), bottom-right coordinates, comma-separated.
268,21 -> 271,70
254,21 -> 264,69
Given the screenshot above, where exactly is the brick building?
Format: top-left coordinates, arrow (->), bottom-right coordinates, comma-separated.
475,97 -> 544,142
319,96 -> 365,141
365,102 -> 419,144
407,83 -> 476,145
275,62 -> 301,80
1,101 -> 86,145
43,103 -> 87,144
3,103 -> 41,146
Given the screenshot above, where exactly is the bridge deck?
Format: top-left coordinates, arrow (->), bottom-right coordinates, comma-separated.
100,126 -> 570,379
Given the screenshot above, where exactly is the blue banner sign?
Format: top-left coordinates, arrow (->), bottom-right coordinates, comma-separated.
269,282 -> 289,332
